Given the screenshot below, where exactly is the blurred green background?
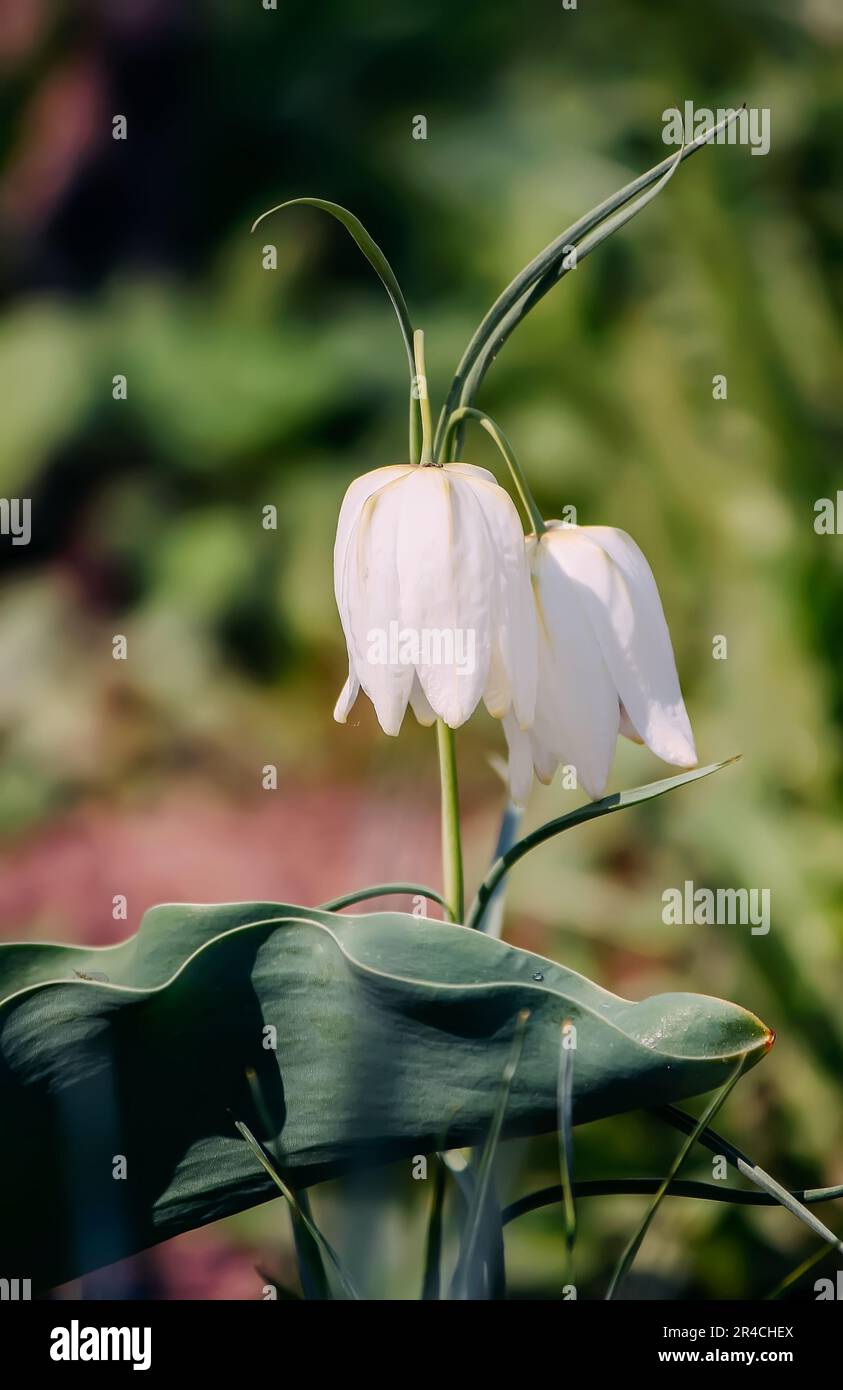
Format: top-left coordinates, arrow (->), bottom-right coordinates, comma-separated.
0,0 -> 841,1299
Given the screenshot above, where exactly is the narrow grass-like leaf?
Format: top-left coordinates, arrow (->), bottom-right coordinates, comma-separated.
250,196 -> 420,457
557,1020 -> 577,1286
246,1067 -> 330,1299
434,107 -> 744,456
421,1155 -> 448,1301
251,197 -> 415,377
450,1010 -> 529,1299
765,1245 -> 836,1301
657,1105 -> 843,1253
453,143 -> 686,429
503,1177 -> 843,1225
606,1059 -> 746,1299
234,1119 -> 360,1300
466,759 -> 738,930
319,883 -> 451,918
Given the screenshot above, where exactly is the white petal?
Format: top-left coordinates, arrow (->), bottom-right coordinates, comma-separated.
463,471 -> 538,729
483,638 -> 512,720
342,477 -> 414,735
502,711 -> 535,807
333,466 -> 413,637
532,537 -> 619,799
333,666 -> 360,724
619,701 -> 644,744
395,469 -> 493,727
546,525 -> 696,768
409,674 -> 436,727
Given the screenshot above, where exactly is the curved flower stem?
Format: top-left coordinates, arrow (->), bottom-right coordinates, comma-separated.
413,329 -> 435,466
441,406 -> 545,535
436,720 -> 464,923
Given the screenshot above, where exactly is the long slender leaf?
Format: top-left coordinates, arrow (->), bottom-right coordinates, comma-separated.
421,1155 -> 448,1300
466,758 -> 738,930
319,882 -> 451,917
234,1118 -> 360,1300
251,197 -> 415,376
434,107 -> 744,455
246,1065 -> 330,1298
450,1009 -> 529,1299
557,1020 -> 577,1286
503,1178 -> 843,1225
657,1105 -> 843,1252
765,1245 -> 836,1301
454,141 -> 686,430
250,196 -> 420,457
606,1059 -> 746,1299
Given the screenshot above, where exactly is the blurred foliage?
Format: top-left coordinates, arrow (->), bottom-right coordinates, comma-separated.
0,0 -> 841,1299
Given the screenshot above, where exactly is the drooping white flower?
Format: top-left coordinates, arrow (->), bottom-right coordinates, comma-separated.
503,521 -> 696,803
333,463 -> 538,735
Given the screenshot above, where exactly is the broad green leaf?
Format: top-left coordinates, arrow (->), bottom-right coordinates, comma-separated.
0,902 -> 771,1289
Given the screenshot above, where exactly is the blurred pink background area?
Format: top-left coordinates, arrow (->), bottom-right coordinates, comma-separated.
0,783 -> 445,943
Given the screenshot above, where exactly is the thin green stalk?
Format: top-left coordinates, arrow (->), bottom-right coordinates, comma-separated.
557,1020 -> 577,1287
409,390 -> 421,466
450,1009 -> 529,1299
436,719 -> 464,923
442,406 -> 545,535
413,329 -> 435,466
421,1155 -> 448,1300
606,1059 -> 746,1299
765,1244 -> 835,1301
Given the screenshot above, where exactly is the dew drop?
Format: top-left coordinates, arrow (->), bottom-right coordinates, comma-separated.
532,971 -> 544,982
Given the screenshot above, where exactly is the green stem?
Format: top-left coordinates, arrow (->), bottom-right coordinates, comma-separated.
442,406 -> 545,534
436,720 -> 464,923
413,329 -> 435,466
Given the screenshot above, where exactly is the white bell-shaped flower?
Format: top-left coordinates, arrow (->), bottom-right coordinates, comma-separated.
333,463 -> 537,735
503,522 -> 696,803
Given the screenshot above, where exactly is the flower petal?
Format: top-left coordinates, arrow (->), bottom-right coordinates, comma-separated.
502,711 -> 536,807
342,478 -> 414,735
464,473 -> 537,729
533,536 -> 619,799
395,469 -> 493,728
333,666 -> 360,724
409,673 -> 437,727
544,525 -> 696,769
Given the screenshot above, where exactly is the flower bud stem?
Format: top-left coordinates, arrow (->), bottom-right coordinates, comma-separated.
413,329 -> 435,466
442,406 -> 546,536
